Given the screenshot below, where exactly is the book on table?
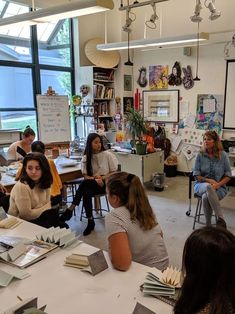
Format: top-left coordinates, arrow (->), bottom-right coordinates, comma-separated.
0,207 -> 21,229
141,266 -> 182,306
64,242 -> 109,276
0,235 -> 58,268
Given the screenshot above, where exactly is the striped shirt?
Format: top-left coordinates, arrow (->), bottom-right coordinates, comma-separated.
105,206 -> 169,271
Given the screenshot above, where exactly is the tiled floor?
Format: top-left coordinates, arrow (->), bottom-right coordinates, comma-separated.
67,176 -> 235,268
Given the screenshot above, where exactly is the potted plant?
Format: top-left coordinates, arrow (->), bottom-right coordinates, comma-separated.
125,108 -> 147,155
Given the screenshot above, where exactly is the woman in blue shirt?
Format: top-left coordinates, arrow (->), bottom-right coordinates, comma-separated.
193,131 -> 231,228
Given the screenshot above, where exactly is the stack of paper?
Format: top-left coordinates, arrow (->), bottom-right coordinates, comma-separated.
0,268 -> 30,287
64,254 -> 89,269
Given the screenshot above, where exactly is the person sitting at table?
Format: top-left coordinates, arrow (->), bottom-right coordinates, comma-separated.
193,130 -> 231,229
0,183 -> 10,212
8,152 -> 62,228
16,141 -> 63,208
7,126 -> 35,163
105,171 -> 169,271
174,227 -> 235,314
60,133 -> 118,236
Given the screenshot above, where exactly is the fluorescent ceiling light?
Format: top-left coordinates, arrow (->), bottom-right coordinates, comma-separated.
0,0 -> 114,30
97,33 -> 209,51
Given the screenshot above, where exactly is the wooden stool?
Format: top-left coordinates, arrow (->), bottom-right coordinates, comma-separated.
80,193 -> 110,221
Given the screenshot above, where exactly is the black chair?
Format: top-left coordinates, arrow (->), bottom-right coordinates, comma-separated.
186,172 -> 216,229
63,177 -> 84,215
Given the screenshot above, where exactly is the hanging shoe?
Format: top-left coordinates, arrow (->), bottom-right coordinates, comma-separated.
216,217 -> 227,229
83,219 -> 95,236
60,209 -> 73,222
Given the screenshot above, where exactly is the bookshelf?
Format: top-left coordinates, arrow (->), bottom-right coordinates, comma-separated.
77,66 -> 116,134
93,67 -> 115,130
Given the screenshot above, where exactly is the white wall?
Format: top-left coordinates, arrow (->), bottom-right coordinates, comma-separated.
130,43 -> 235,172
74,0 -> 235,172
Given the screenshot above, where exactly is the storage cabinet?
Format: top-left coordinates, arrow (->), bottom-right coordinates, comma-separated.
113,151 -> 164,183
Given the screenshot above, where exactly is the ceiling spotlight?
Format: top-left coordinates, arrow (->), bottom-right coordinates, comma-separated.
205,0 -> 221,20
145,2 -> 158,29
190,0 -> 202,23
122,8 -> 135,33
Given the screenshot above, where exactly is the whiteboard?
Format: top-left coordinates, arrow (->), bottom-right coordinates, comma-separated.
37,95 -> 71,143
224,60 -> 235,129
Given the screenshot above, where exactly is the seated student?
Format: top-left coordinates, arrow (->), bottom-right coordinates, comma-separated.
9,152 -> 61,228
61,133 -> 118,236
193,130 -> 231,228
16,141 -> 63,207
0,184 -> 10,212
7,126 -> 35,162
105,171 -> 169,271
174,227 -> 235,314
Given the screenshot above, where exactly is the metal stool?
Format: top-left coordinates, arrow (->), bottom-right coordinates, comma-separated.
80,193 -> 110,221
193,194 -> 217,230
63,177 -> 84,215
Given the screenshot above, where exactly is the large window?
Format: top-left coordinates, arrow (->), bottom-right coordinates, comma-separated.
0,0 -> 75,137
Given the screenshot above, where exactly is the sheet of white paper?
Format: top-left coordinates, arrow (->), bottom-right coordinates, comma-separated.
203,98 -> 216,112
170,136 -> 182,153
179,101 -> 189,118
185,114 -> 195,128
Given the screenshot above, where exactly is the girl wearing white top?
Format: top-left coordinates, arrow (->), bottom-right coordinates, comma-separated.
105,171 -> 169,271
60,133 -> 118,236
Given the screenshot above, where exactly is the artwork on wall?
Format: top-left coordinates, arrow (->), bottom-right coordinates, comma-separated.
137,67 -> 148,87
124,74 -> 132,91
182,65 -> 194,90
168,61 -> 182,86
123,97 -> 134,113
195,94 -> 224,135
149,65 -> 168,89
143,90 -> 179,123
180,128 -> 205,147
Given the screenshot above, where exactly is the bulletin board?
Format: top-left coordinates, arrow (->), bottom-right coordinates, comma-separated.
224,59 -> 235,129
36,95 -> 71,143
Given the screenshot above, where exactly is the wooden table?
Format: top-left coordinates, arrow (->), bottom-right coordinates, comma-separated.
0,163 -> 82,192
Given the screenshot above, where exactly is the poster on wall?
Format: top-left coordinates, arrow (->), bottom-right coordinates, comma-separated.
149,65 -> 168,89
195,94 -> 224,135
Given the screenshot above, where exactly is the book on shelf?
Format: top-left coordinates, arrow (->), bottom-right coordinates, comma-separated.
0,235 -> 58,268
64,242 -> 108,276
142,266 -> 181,301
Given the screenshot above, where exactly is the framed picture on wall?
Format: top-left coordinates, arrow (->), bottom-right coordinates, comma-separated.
143,90 -> 179,123
123,97 -> 134,113
124,75 -> 132,91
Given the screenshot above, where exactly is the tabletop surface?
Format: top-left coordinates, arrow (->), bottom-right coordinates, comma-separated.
0,219 -> 173,314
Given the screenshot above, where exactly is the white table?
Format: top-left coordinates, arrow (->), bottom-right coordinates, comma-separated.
0,220 -> 173,314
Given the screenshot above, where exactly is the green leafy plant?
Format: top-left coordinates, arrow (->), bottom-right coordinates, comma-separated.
125,108 -> 147,143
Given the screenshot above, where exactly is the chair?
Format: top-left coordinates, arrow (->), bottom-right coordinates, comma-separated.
186,172 -> 216,229
80,193 -> 110,221
63,177 -> 84,215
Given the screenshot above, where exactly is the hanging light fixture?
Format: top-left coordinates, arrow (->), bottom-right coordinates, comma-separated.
0,0 -> 114,30
190,0 -> 221,23
145,1 -> 158,29
194,22 -> 201,81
